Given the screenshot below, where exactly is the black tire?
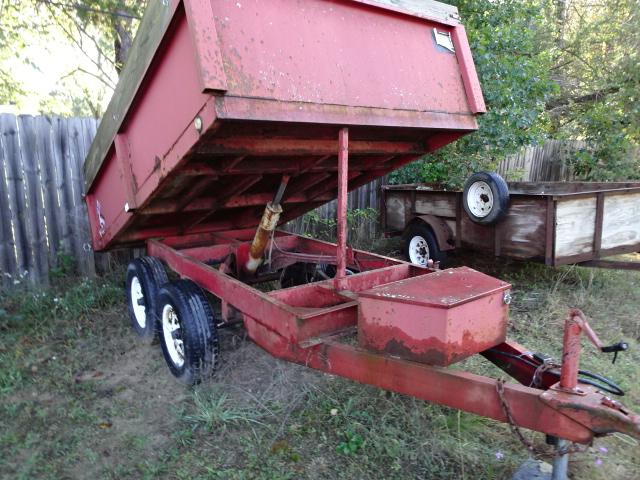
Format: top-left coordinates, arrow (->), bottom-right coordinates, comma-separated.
125,256 -> 168,343
318,264 -> 356,278
156,280 -> 219,385
403,223 -> 446,266
462,172 -> 509,225
280,263 -> 318,288
280,263 -> 356,287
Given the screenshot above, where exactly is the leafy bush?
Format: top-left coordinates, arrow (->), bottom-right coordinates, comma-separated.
295,208 -> 380,250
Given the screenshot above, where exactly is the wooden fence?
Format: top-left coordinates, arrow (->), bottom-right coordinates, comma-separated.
497,139 -> 580,182
0,114 -> 98,287
284,175 -> 386,242
0,112 -> 581,286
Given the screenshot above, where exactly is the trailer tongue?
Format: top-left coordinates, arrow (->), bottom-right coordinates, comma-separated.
84,0 -> 640,477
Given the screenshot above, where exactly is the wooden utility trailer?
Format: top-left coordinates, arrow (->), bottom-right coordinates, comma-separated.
383,182 -> 640,267
83,1 -> 640,475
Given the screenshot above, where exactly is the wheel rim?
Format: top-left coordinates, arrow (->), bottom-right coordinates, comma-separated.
467,181 -> 494,218
162,304 -> 185,368
408,235 -> 430,265
130,276 -> 146,328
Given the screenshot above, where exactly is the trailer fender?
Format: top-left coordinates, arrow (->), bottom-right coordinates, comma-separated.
406,215 -> 455,252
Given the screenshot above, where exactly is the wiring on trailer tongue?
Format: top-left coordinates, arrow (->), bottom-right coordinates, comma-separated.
486,348 -> 625,396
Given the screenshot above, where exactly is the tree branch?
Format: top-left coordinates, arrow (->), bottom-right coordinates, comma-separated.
43,3 -> 118,88
546,86 -> 620,110
62,66 -> 116,90
36,0 -> 141,19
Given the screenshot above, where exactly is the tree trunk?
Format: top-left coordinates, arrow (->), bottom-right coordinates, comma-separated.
113,12 -> 134,75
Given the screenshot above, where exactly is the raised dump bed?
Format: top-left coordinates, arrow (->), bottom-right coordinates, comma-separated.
83,0 -> 484,250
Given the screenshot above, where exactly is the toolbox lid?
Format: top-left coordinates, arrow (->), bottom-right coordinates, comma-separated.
358,267 -> 510,308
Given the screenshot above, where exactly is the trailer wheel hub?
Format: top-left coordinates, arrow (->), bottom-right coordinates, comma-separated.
408,235 -> 430,265
466,181 -> 494,218
162,304 -> 185,367
130,276 -> 146,328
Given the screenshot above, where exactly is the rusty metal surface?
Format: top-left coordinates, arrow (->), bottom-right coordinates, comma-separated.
214,0 -> 470,112
541,384 -> 640,440
245,202 -> 282,273
358,267 -> 510,366
335,128 -> 349,290
243,316 -> 595,444
359,266 -> 510,307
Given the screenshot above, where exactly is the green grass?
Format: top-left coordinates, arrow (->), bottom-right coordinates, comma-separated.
1,256 -> 639,479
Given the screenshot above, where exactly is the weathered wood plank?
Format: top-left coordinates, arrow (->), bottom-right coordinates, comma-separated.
50,117 -> 73,259
357,0 -> 459,24
384,192 -> 407,231
1,114 -> 29,282
601,193 -> 640,250
497,139 -> 581,182
496,198 -> 547,259
0,114 -> 103,285
414,192 -> 457,217
82,117 -> 108,272
17,115 -> 48,285
0,116 -> 17,286
67,117 -> 95,276
555,197 -> 596,257
83,0 -> 179,189
34,116 -> 61,268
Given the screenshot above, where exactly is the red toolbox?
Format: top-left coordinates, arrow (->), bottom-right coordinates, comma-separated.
358,267 -> 511,366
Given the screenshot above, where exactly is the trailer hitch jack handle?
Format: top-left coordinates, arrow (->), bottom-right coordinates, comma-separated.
559,309 -> 628,392
601,341 -> 629,364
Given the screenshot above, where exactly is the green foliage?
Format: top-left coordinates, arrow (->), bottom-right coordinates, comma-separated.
0,1 -> 146,115
335,429 -> 365,455
0,2 -> 33,104
1,260 -> 640,478
50,251 -> 77,278
389,0 -> 639,185
549,0 -> 640,180
0,272 -> 123,395
295,207 -> 379,249
390,0 -> 557,187
184,390 -> 267,431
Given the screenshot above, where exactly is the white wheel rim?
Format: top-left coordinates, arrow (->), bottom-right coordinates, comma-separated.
162,304 -> 185,367
130,276 -> 146,328
466,181 -> 494,218
409,235 -> 430,266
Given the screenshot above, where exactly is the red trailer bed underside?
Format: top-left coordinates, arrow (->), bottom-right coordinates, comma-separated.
83,0 -> 483,251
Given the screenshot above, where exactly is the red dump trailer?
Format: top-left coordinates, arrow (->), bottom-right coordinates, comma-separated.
84,0 -> 639,475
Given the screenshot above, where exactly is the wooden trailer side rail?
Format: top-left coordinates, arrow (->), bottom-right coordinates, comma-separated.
383,183 -> 640,268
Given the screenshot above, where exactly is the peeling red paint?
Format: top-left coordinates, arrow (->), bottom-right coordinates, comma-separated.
358,268 -> 509,366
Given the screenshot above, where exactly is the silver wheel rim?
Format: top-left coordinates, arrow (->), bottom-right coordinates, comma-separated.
467,181 -> 494,218
408,235 -> 430,266
130,276 -> 146,328
162,304 -> 185,367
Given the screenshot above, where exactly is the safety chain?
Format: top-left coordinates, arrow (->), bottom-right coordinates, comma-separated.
530,358 -> 561,388
495,378 -> 590,457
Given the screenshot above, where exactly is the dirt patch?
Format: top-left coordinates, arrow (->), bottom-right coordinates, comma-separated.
213,326 -> 326,404
64,336 -> 190,479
